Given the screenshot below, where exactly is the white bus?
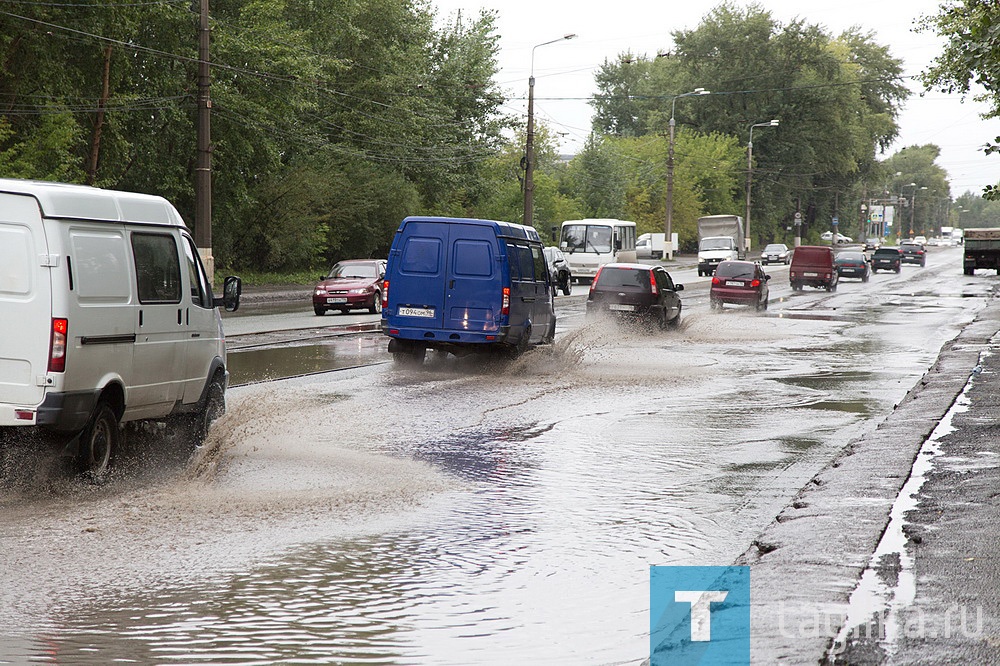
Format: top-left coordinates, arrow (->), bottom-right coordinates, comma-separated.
558,218 -> 638,282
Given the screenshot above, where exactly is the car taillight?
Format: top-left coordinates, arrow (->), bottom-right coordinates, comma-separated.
751,279 -> 761,288
589,267 -> 604,296
711,276 -> 721,286
648,270 -> 658,294
501,287 -> 510,316
49,318 -> 67,372
382,280 -> 389,308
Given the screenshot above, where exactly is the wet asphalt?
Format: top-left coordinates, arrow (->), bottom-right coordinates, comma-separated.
233,263 -> 1000,665
738,283 -> 1000,664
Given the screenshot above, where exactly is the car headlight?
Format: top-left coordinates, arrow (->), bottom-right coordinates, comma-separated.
349,287 -> 371,294
315,288 -> 326,295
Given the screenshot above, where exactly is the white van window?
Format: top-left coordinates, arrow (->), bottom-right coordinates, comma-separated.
131,233 -> 181,304
70,228 -> 130,303
182,235 -> 213,308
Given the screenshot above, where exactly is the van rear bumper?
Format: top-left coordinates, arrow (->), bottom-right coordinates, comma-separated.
36,390 -> 101,431
382,321 -> 513,348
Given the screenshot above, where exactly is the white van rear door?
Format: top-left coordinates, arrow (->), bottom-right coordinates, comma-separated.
0,193 -> 52,416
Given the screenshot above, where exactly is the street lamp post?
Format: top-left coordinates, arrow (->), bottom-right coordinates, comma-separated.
907,185 -> 928,238
523,33 -> 576,228
664,88 -> 710,244
899,183 -> 917,242
745,119 -> 779,253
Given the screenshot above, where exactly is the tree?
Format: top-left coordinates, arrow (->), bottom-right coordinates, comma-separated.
920,1 -> 1000,199
588,3 -> 908,247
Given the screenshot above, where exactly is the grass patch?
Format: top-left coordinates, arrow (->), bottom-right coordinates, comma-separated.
214,268 -> 322,288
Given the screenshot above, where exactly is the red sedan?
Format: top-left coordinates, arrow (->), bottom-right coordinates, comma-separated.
313,259 -> 387,315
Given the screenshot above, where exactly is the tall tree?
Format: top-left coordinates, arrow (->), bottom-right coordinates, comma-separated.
919,0 -> 1000,199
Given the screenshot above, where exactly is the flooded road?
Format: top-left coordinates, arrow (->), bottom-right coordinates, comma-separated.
1,247 -> 990,664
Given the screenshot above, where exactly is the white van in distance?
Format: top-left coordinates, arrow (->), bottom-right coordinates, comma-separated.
0,179 -> 241,480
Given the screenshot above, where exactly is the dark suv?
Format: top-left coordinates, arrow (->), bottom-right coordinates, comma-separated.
899,241 -> 927,267
586,263 -> 684,329
871,247 -> 902,273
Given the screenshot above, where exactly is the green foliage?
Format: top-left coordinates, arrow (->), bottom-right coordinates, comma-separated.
0,0 -> 510,272
920,1 -> 1000,198
588,3 -> 908,248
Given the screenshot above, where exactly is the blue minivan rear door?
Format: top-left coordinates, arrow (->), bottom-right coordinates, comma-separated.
390,220 -> 449,330
444,223 -> 502,332
390,219 -> 502,333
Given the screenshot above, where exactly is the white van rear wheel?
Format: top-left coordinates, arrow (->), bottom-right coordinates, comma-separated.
78,401 -> 118,482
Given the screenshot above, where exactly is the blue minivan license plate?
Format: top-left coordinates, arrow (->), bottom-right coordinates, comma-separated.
398,306 -> 435,318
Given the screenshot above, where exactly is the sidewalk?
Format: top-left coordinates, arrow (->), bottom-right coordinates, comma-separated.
737,291 -> 1000,663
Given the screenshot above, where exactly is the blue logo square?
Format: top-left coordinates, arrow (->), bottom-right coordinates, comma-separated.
650,566 -> 750,665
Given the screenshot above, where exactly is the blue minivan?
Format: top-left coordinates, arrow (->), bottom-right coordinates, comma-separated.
380,217 -> 556,364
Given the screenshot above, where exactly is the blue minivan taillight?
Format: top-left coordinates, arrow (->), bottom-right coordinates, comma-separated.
501,287 -> 510,316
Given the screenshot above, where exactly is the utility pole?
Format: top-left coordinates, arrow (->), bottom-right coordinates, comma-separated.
523,34 -> 576,229
195,0 -> 214,281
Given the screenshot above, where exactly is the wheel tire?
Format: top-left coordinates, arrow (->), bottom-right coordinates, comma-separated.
561,275 -> 572,296
314,305 -> 326,316
78,401 -> 119,482
393,344 -> 426,367
965,267 -> 975,276
369,292 -> 382,314
542,317 -> 556,344
710,298 -> 721,311
667,304 -> 682,329
895,267 -> 901,274
192,379 -> 225,447
862,274 -> 869,283
755,295 -> 766,311
512,324 -> 531,357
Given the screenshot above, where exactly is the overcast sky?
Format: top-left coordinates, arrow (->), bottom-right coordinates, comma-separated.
432,0 -> 1000,197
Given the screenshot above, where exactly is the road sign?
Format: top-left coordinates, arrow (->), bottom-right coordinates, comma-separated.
832,216 -> 839,226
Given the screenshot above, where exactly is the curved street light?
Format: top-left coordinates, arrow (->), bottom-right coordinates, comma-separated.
664,88 -> 710,245
523,33 -> 577,228
745,119 -> 779,251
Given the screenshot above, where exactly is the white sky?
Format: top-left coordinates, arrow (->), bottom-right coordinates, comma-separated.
432,0 -> 1000,196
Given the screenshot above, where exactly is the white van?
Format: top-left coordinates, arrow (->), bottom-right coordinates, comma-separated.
0,179 -> 241,479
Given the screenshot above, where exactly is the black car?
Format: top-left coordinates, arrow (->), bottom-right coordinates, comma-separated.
586,263 -> 683,329
543,246 -> 573,295
871,247 -> 902,273
900,241 -> 927,267
834,250 -> 871,282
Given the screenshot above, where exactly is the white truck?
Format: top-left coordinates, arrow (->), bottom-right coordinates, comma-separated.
697,215 -> 745,276
636,233 -> 666,259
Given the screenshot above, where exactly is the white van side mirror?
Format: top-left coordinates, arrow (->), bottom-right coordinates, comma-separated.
214,275 -> 242,312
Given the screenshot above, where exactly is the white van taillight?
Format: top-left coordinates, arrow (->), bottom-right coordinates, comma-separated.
382,280 -> 389,309
48,318 -> 68,372
501,287 -> 510,316
649,270 -> 658,295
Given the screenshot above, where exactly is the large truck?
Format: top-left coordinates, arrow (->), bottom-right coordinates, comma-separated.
963,228 -> 1000,275
697,214 -> 745,276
